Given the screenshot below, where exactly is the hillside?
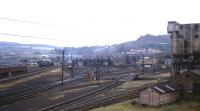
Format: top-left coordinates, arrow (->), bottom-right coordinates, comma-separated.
64,34 -> 170,55
112,34 -> 170,53
0,34 -> 171,54
0,41 -> 59,48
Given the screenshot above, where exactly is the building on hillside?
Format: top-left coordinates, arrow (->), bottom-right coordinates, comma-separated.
140,84 -> 180,106
122,48 -> 161,55
147,48 -> 162,54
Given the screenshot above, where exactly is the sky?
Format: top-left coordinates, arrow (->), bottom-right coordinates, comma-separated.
0,0 -> 200,47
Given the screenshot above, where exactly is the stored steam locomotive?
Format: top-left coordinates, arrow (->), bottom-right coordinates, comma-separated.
36,59 -> 54,67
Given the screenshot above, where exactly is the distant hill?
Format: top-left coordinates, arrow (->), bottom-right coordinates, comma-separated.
0,41 -> 60,53
110,34 -> 170,53
0,41 -> 60,48
0,42 -> 22,46
0,34 -> 171,54
66,34 -> 171,55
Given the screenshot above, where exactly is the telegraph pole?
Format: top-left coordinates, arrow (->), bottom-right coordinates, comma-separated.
98,57 -> 100,85
61,50 -> 64,85
142,55 -> 145,74
153,54 -> 156,74
71,53 -> 74,77
107,56 -> 109,73
95,56 -> 100,86
152,55 -> 156,74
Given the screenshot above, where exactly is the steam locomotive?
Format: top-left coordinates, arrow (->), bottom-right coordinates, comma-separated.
36,59 -> 54,67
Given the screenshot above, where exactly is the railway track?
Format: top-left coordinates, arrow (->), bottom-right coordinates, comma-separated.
65,87 -> 145,111
0,66 -> 59,82
38,70 -> 170,111
101,70 -> 169,80
0,65 -> 169,109
101,68 -> 137,76
101,67 -> 169,77
60,81 -> 169,111
0,67 -> 132,106
0,75 -> 84,106
37,77 -> 128,111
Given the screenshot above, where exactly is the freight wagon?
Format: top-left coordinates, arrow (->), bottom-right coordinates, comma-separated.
0,64 -> 28,74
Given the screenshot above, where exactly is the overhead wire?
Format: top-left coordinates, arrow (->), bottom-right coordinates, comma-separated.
0,17 -> 63,28
0,32 -> 68,42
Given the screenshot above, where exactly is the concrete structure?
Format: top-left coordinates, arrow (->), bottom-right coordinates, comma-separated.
140,84 -> 180,106
168,21 -> 200,74
168,21 -> 200,57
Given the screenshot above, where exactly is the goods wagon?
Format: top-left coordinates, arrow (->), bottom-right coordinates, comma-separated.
0,64 -> 28,74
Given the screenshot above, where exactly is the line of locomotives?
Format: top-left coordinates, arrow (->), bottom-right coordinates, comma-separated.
0,59 -> 54,75
66,58 -> 113,71
0,57 -> 113,75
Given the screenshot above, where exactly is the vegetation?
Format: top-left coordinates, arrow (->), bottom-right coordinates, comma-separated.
114,34 -> 170,52
92,95 -> 200,111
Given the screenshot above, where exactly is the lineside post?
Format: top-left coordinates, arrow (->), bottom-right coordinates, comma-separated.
62,50 -> 64,85
142,55 -> 144,74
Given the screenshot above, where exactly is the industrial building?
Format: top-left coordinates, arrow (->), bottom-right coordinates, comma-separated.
168,21 -> 200,94
168,21 -> 200,75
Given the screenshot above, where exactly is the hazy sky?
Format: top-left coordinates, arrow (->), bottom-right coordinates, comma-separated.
0,0 -> 200,47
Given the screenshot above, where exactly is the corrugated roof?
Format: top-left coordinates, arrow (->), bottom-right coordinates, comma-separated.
190,69 -> 200,76
154,86 -> 165,93
165,85 -> 175,91
152,84 -> 179,94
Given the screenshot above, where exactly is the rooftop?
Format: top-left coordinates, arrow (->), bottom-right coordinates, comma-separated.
151,84 -> 179,94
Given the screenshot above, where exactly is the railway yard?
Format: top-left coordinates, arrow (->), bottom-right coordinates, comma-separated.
1,0 -> 200,110
0,65 -> 170,111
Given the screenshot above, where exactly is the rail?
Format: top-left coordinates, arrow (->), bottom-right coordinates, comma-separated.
0,66 -> 59,82
0,75 -> 84,106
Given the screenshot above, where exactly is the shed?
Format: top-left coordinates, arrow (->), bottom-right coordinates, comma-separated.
140,84 -> 180,106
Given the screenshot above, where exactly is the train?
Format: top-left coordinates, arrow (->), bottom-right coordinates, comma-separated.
36,59 -> 54,67
0,59 -> 54,75
0,64 -> 28,74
